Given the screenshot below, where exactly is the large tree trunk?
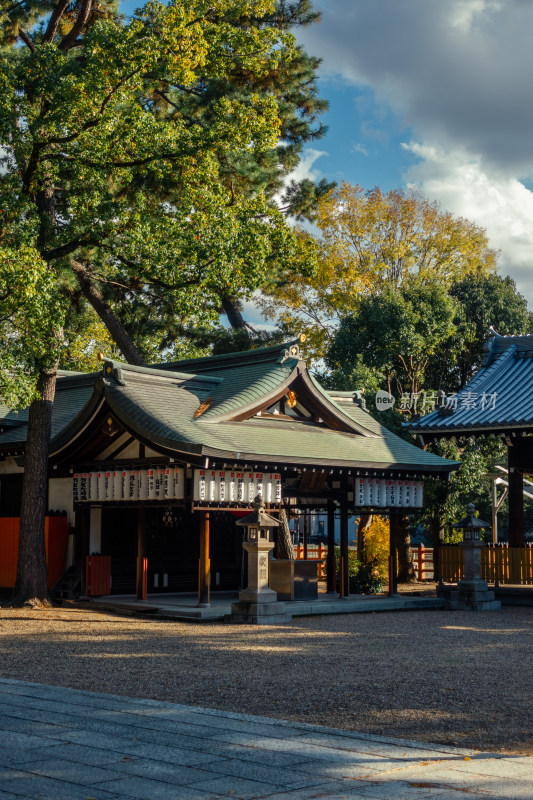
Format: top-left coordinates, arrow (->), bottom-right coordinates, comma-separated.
71,260 -> 145,365
277,508 -> 294,559
221,294 -> 250,334
356,514 -> 372,564
13,368 -> 58,606
396,514 -> 416,583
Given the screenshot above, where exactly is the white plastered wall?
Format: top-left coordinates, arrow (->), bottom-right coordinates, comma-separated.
0,457 -> 23,475
48,477 -> 74,525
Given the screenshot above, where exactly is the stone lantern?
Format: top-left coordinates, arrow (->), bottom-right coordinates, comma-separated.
446,502 -> 501,611
226,495 -> 292,625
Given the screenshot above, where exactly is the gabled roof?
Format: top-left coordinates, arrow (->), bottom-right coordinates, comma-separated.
408,332 -> 533,437
0,371 -> 97,446
0,341 -> 457,473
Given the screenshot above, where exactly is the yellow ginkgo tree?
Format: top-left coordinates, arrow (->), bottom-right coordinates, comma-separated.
260,182 -> 498,362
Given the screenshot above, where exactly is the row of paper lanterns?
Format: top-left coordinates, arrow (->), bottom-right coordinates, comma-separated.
194,470 -> 283,504
355,478 -> 423,508
72,468 -> 423,508
73,467 -> 185,502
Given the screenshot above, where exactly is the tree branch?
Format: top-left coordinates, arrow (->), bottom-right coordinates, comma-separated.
59,0 -> 92,51
70,259 -> 145,365
18,26 -> 35,51
112,254 -> 212,291
43,67 -> 143,146
43,0 -> 71,43
42,236 -> 98,261
42,149 -> 190,169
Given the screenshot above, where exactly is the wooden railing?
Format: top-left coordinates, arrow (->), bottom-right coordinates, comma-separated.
292,542 -> 533,585
438,544 -> 533,585
294,544 -> 326,577
412,544 -> 434,580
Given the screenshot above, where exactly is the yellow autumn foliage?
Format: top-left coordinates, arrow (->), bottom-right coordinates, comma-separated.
364,514 -> 390,579
260,182 -> 498,362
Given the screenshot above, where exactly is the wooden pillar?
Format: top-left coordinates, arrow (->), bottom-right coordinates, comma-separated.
136,507 -> 147,601
389,511 -> 399,596
508,445 -> 525,546
78,506 -> 90,596
340,495 -> 349,597
303,511 -> 308,560
198,511 -> 210,607
326,499 -> 336,593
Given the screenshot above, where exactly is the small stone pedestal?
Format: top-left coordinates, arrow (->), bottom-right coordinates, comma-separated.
439,503 -> 501,611
225,496 -> 292,625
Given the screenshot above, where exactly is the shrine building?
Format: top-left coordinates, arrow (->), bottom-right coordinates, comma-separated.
408,331 -> 533,546
0,338 -> 457,601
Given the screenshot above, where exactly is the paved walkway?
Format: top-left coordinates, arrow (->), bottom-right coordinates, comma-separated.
0,679 -> 531,799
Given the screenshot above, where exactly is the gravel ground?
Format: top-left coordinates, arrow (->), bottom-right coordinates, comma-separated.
0,603 -> 531,755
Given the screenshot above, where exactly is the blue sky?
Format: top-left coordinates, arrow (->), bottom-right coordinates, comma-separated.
300,80 -> 421,192
297,1 -> 533,307
119,1 -> 533,308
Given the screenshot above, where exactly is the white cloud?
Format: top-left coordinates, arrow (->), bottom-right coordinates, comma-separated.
287,147 -> 327,185
297,0 -> 533,303
404,142 -> 533,299
351,142 -> 369,157
301,1 -> 533,173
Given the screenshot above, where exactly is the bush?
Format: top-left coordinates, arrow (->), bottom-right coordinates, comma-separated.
323,547 -> 383,594
349,560 -> 383,594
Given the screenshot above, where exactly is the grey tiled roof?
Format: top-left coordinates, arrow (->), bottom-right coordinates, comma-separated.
408,333 -> 533,435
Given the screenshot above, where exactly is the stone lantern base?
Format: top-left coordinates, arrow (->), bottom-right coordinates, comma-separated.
438,578 -> 501,611
226,588 -> 292,625
439,505 -> 502,611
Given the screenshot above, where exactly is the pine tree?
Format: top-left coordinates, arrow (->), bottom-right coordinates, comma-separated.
0,0 -> 319,603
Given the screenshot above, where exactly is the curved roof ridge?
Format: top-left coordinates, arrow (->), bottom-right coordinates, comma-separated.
484,332 -> 533,364
156,339 -> 302,374
99,358 -> 222,385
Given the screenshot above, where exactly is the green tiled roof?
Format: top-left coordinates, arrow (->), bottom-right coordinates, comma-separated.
1,342 -> 457,474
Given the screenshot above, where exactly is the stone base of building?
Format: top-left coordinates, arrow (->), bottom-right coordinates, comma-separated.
438,580 -> 502,611
225,595 -> 292,625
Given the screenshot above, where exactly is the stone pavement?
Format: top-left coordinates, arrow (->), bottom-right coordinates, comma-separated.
0,679 -> 531,800
79,591 -> 444,621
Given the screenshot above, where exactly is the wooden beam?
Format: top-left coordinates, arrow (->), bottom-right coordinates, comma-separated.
326,499 -> 336,594
508,445 -> 525,546
136,508 -> 147,600
389,512 -> 399,596
340,495 -> 349,597
198,511 -> 210,607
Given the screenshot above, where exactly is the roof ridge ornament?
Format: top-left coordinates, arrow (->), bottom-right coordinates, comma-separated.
101,358 -> 126,387
280,343 -> 301,363
279,334 -> 306,364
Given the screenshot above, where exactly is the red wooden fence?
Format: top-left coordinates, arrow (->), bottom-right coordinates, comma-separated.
412,545 -> 435,580
294,544 -> 326,577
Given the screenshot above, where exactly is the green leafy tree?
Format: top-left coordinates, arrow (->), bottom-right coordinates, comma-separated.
0,0 -> 319,603
426,273 -> 533,393
323,276 -> 524,577
326,282 -> 457,405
